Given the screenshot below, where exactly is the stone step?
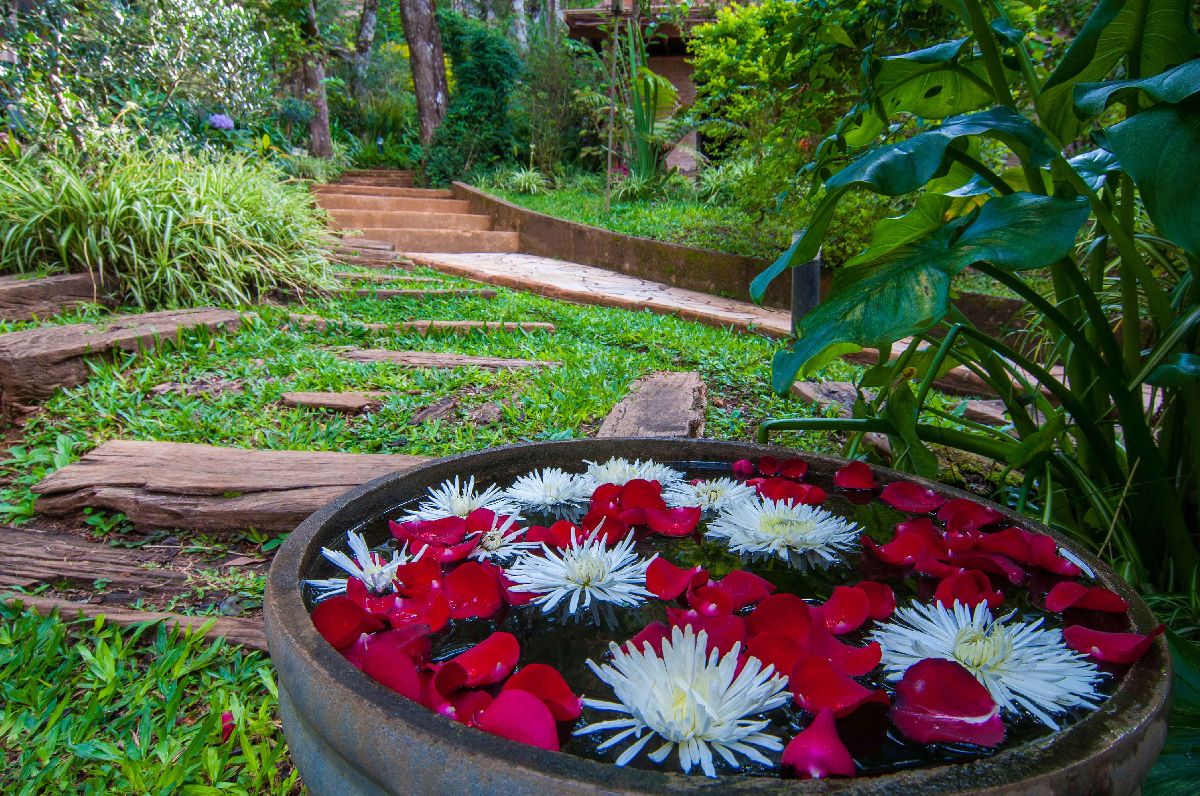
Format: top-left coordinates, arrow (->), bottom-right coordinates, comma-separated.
0,309 -> 242,413
327,209 -> 493,231
0,273 -> 112,322
597,371 -> 707,438
315,194 -> 472,214
342,348 -> 558,370
32,440 -> 429,532
354,228 -> 521,254
315,184 -> 454,200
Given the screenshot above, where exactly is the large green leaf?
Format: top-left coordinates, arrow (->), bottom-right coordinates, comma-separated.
770,193 -> 1089,390
845,194 -> 952,268
872,38 -> 995,120
1068,148 -> 1122,191
751,108 -> 1056,302
1075,60 -> 1200,114
1143,631 -> 1200,796
1101,97 -> 1200,257
1038,0 -> 1200,141
1147,353 -> 1200,386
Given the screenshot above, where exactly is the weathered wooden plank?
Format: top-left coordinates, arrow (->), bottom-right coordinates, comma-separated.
288,313 -> 555,336
0,273 -> 111,321
0,526 -> 185,592
32,440 -> 428,532
410,396 -> 458,424
328,253 -> 413,270
5,594 -> 267,651
597,371 -> 707,438
332,272 -> 439,284
342,288 -> 498,300
281,391 -> 384,413
0,308 -> 242,410
341,348 -> 559,370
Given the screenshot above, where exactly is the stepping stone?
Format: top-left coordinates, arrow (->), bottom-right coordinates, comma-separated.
341,348 -> 559,370
281,391 -> 384,413
597,371 -> 707,438
289,313 -> 555,335
32,440 -> 428,532
341,288 -> 497,300
0,308 -> 241,411
332,272 -> 440,284
0,273 -> 111,321
6,593 -> 266,651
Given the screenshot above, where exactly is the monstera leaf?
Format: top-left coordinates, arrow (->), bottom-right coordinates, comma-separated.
1038,0 -> 1200,141
1074,59 -> 1200,115
1101,97 -> 1200,257
751,108 -> 1056,301
1067,149 -> 1122,191
770,193 -> 1090,391
845,194 -> 952,268
1144,631 -> 1200,796
872,38 -> 996,120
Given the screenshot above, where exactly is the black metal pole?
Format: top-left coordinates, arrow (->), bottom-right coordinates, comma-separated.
790,243 -> 822,335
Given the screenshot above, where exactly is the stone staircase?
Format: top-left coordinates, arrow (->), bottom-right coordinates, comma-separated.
315,170 -> 519,254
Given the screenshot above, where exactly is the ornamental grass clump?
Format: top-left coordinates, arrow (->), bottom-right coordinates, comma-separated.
0,147 -> 332,309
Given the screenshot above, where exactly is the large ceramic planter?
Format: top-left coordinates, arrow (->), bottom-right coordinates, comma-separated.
264,439 -> 1170,795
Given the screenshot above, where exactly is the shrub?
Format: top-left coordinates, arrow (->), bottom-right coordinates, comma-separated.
0,147 -> 331,309
512,33 -> 606,174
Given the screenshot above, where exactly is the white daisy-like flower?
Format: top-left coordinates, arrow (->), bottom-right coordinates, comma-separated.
503,467 -> 592,520
402,475 -> 520,521
705,497 -> 859,569
576,624 -> 791,778
505,531 -> 655,624
582,456 -> 685,488
664,477 -> 756,515
872,601 -> 1102,729
306,531 -> 423,596
467,513 -> 540,563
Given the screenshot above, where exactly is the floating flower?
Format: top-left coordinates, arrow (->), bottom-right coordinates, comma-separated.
504,467 -> 591,520
582,456 -> 684,488
707,497 -> 860,569
872,601 -> 1101,728
505,532 -> 655,623
310,530 -> 422,596
403,476 -> 520,522
576,625 -> 791,777
663,477 -> 756,514
467,513 -> 539,563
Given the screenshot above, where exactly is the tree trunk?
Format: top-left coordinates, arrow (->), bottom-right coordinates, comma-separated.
350,0 -> 380,101
398,0 -> 449,147
302,0 -> 334,158
511,0 -> 528,53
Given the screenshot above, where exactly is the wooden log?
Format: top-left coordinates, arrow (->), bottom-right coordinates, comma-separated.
5,593 -> 267,651
32,440 -> 429,532
0,273 -> 111,321
328,254 -> 413,270
597,371 -> 707,438
332,272 -> 439,284
341,288 -> 498,300
281,391 -> 384,413
324,236 -> 396,252
0,308 -> 242,409
289,313 -> 555,336
341,348 -> 559,370
0,526 -> 185,592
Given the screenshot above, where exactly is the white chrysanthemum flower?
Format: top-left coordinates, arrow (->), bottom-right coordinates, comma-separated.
307,531 -> 423,596
467,513 -> 540,563
506,531 -> 655,623
504,467 -> 592,520
664,477 -> 756,514
705,497 -> 859,569
582,456 -> 685,488
576,625 -> 791,777
402,475 -> 520,521
872,601 -> 1102,729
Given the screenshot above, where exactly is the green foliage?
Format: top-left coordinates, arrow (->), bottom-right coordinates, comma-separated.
482,166 -> 552,195
512,33 -> 606,174
756,0 -> 1200,589
1145,631 -> 1200,794
425,11 -> 521,185
0,603 -> 297,794
0,146 -> 332,309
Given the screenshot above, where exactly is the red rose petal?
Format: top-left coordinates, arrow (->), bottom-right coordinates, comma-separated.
361,646 -> 422,701
746,632 -> 806,677
394,558 -> 443,596
913,556 -> 964,580
620,479 -> 667,511
948,550 -> 1028,585
346,578 -> 400,617
387,590 -> 451,633
781,708 -> 856,779
862,531 -> 926,566
808,622 -> 882,677
758,456 -> 781,476
778,458 -> 809,480
759,478 -> 826,506
444,561 -> 504,620
645,506 -> 703,536
816,586 -> 871,635
688,584 -> 734,617
880,482 -> 946,513
646,558 -> 707,601
791,655 -> 889,717
389,515 -> 469,546
502,663 -> 583,721
899,517 -> 949,557
977,527 -> 1033,562
475,689 -> 561,751
1044,582 -> 1129,613
667,609 -> 747,655
834,461 -> 876,490
934,570 -> 1004,610
747,593 -> 813,641
711,570 -> 776,610
448,631 -> 520,686
890,658 -> 1005,747
453,690 -> 494,725
590,483 -> 623,509
937,499 -> 1004,534
1063,624 -> 1165,664
854,581 -> 896,620
311,595 -> 383,650
1030,535 -> 1083,576
629,621 -> 672,655
732,459 -> 756,476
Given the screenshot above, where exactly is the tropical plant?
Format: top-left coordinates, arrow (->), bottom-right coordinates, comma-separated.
754,0 -> 1200,590
611,21 -> 687,183
0,146 -> 332,309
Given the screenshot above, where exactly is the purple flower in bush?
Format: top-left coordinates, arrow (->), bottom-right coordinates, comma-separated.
207,113 -> 235,131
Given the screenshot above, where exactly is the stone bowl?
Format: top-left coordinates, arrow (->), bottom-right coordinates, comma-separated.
265,439 -> 1170,795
